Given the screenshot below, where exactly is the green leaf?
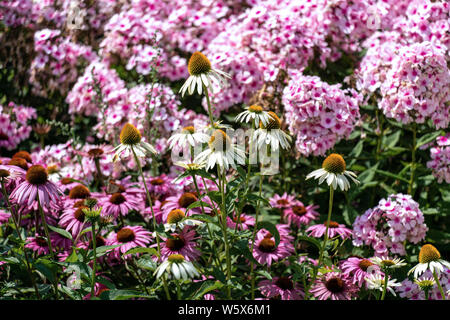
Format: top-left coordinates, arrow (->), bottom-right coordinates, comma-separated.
297,236 -> 321,250
358,163 -> 379,184
99,289 -> 151,300
235,240 -> 259,265
415,131 -> 442,150
35,259 -> 58,283
136,255 -> 158,271
124,247 -> 157,256
383,130 -> 401,149
349,140 -> 364,158
191,280 -> 223,300
375,169 -> 409,183
86,244 -> 123,260
48,225 -> 73,240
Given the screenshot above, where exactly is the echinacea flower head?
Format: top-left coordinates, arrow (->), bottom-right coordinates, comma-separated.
179,51 -> 230,97
253,111 -> 292,151
365,273 -> 401,296
235,105 -> 271,127
109,225 -> 152,257
194,129 -> 245,172
167,126 -> 209,149
258,276 -> 305,300
164,209 -> 203,232
408,244 -> 450,278
306,153 -> 359,191
310,271 -> 358,300
306,221 -> 352,240
10,164 -> 62,208
154,254 -> 200,280
371,256 -> 407,270
414,277 -> 436,292
113,123 -> 156,162
340,257 -> 381,286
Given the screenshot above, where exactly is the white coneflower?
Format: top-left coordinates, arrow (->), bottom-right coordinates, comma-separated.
113,123 -> 157,162
408,244 -> 450,278
365,273 -> 401,296
253,111 -> 292,151
414,277 -> 436,292
195,129 -> 245,172
370,256 -> 407,269
235,105 -> 271,127
154,254 -> 200,280
179,51 -> 230,97
163,209 -> 203,232
167,126 -> 209,149
306,153 -> 359,191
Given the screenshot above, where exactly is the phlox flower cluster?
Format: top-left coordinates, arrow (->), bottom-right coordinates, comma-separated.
426,134 -> 450,184
352,194 -> 428,257
0,102 -> 36,151
282,72 -> 361,156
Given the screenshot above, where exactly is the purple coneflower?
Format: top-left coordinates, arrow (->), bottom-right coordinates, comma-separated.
10,165 -> 62,209
160,227 -> 201,261
101,192 -> 140,219
310,271 -> 358,300
59,204 -> 90,237
258,276 -> 304,300
283,200 -> 319,227
269,192 -> 296,210
340,257 -> 381,286
227,213 -> 255,230
109,225 -> 152,258
306,221 -> 352,240
252,232 -> 294,266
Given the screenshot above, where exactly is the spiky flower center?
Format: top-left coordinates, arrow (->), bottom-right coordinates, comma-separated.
322,154 -> 346,174
277,199 -> 289,206
110,193 -> 126,205
166,234 -> 186,251
69,185 -> 91,199
26,165 -> 48,185
119,123 -> 141,145
182,126 -> 195,134
325,277 -> 345,293
47,165 -> 58,174
419,244 -> 441,264
35,236 -> 48,247
61,177 -> 73,185
74,206 -> 87,222
168,254 -> 185,263
0,169 -> 10,178
381,260 -> 395,267
178,192 -> 198,208
117,228 -> 136,243
8,158 -> 28,170
249,105 -> 263,113
167,209 -> 185,224
150,178 -> 165,186
275,276 -> 294,290
233,216 -> 246,223
88,148 -> 104,158
358,259 -> 374,271
188,52 -> 211,76
259,238 -> 276,253
324,221 -> 340,228
209,129 -> 231,151
13,151 -> 32,163
415,279 -> 435,291
292,205 -> 307,216
261,111 -> 281,130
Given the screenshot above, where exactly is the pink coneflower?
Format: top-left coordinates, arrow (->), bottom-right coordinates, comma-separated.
146,174 -> 172,198
162,192 -> 205,219
227,213 -> 255,230
143,199 -> 166,224
159,227 -> 201,261
252,231 -> 294,266
101,192 -> 140,219
258,276 -> 304,300
109,225 -> 152,258
340,257 -> 381,286
0,164 -> 25,189
283,201 -> 319,227
0,209 -> 11,224
25,234 -> 57,255
310,271 -> 358,300
269,193 -> 296,209
10,165 -> 62,209
59,204 -> 90,237
306,221 -> 352,240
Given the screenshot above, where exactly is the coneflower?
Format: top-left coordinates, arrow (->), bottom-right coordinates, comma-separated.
113,123 -> 157,162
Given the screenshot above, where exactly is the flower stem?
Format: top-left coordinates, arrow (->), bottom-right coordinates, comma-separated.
318,187 -> 334,266
380,271 -> 388,300
433,270 -> 446,300
203,84 -> 215,126
90,221 -> 97,299
1,180 -> 40,299
218,167 -> 232,299
131,147 -> 171,300
249,173 -> 263,300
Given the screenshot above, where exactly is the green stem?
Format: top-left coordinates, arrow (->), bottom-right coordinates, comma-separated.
90,221 -> 97,299
318,187 -> 334,266
218,167 -> 232,299
380,271 -> 388,300
176,281 -> 182,300
433,270 -> 446,300
249,173 -> 263,300
131,147 -> 171,300
203,84 -> 215,126
1,180 -> 40,299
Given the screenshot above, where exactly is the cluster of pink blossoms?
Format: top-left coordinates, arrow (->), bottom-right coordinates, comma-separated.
0,102 -> 36,151
352,194 -> 428,257
282,71 -> 361,156
426,134 -> 450,184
